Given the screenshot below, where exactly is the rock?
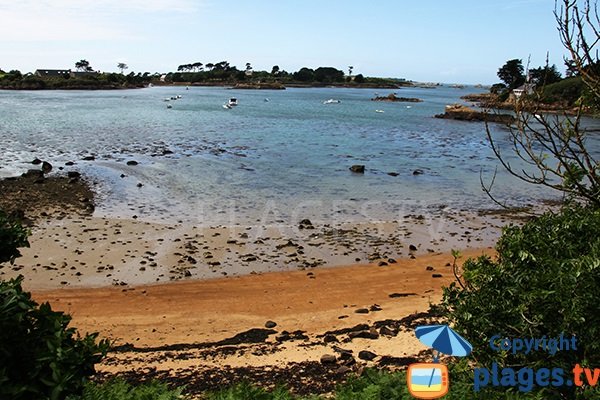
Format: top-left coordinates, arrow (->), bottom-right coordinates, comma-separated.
349,165 -> 365,174
388,292 -> 416,298
323,334 -> 339,343
31,158 -> 42,165
379,326 -> 398,337
354,308 -> 369,314
409,244 -> 418,251
65,161 -> 75,166
378,261 -> 388,267
298,218 -> 314,229
358,350 -> 377,361
369,304 -> 382,312
22,169 -> 44,180
387,172 -> 399,177
435,104 -> 515,124
412,169 -> 424,175
336,366 -> 353,374
372,93 -> 422,103
265,320 -> 277,329
320,354 -> 337,365
426,265 -> 434,271
432,273 -> 443,278
349,329 -> 380,340
67,171 -> 81,179
41,161 -> 52,174
184,270 -> 192,277
82,155 -> 95,161
387,258 -> 397,264
126,160 -> 139,166
136,182 -> 143,188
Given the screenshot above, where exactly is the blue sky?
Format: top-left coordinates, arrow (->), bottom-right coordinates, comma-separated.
0,0 -> 568,84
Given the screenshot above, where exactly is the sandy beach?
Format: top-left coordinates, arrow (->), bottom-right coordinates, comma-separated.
1,172 -> 502,395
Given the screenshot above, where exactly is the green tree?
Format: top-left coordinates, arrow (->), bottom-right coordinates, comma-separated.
293,67 -> 315,82
75,59 -> 93,72
117,62 -> 128,74
354,73 -> 365,83
314,67 -> 345,83
497,58 -> 525,89
271,65 -> 280,75
528,64 -> 562,86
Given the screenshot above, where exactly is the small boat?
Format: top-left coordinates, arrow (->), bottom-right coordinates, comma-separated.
323,99 -> 341,104
163,98 -> 170,102
375,109 -> 385,113
167,104 -> 172,109
228,98 -> 238,107
264,98 -> 270,102
223,104 -> 232,109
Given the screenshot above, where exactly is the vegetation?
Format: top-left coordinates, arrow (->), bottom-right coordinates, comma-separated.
0,210 -> 29,264
66,379 -> 183,400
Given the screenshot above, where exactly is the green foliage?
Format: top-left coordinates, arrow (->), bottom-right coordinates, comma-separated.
292,67 -> 315,82
334,369 -> 409,399
441,205 -> 600,398
67,379 -> 184,400
0,209 -> 30,264
528,65 -> 562,86
353,74 -> 365,84
0,276 -> 110,400
313,67 -> 345,83
541,76 -> 583,106
207,382 -> 296,400
498,59 -> 525,89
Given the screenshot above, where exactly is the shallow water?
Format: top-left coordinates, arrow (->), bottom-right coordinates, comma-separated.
1,86 -> 596,225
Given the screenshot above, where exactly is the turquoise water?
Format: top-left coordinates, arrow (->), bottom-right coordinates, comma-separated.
0,86 -> 592,225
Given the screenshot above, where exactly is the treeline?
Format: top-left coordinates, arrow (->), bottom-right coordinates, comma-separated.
0,69 -> 156,90
169,61 -> 406,87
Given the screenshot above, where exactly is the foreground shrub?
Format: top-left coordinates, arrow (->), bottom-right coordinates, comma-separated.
0,276 -> 110,400
67,379 -> 184,400
0,209 -> 29,264
442,205 -> 600,398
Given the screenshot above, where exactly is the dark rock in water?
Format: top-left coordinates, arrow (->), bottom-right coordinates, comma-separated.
412,169 -> 424,175
65,161 -> 75,166
41,161 -> 52,174
372,93 -> 422,103
136,182 -> 143,188
82,155 -> 95,161
32,158 -> 42,165
67,171 -> 81,179
299,218 -> 314,229
349,165 -> 365,174
265,320 -> 277,329
320,354 -> 337,365
387,172 -> 399,177
22,170 -> 44,180
126,160 -> 139,166
358,350 -> 378,361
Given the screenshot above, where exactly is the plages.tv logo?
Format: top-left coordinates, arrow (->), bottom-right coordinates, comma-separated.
407,324 -> 472,399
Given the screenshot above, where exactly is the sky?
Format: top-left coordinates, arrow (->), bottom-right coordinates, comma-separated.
0,0 -> 570,84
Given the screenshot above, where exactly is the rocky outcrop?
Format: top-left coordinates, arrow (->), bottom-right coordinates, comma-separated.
371,93 -> 422,102
232,82 -> 286,90
435,104 -> 514,124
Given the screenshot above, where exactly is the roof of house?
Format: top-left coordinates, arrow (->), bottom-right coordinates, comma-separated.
35,69 -> 71,76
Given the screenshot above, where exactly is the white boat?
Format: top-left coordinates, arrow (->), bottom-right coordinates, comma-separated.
323,99 -> 341,104
375,109 -> 385,113
223,104 -> 232,109
228,98 -> 238,106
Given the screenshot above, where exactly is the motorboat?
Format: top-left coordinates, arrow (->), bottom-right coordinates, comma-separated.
223,104 -> 232,109
323,99 -> 341,104
375,109 -> 385,113
228,98 -> 238,106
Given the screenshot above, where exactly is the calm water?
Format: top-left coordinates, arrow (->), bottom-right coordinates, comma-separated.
1,86 -> 595,225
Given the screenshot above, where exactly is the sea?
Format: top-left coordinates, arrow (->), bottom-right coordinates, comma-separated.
1,85 -> 597,226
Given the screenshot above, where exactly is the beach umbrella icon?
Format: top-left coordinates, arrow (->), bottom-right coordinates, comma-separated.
415,324 -> 472,361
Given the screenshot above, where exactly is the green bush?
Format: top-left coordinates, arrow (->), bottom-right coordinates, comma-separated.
0,209 -> 30,264
207,381 -> 296,400
541,76 -> 583,106
0,276 -> 110,400
441,205 -> 600,398
67,379 -> 184,400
